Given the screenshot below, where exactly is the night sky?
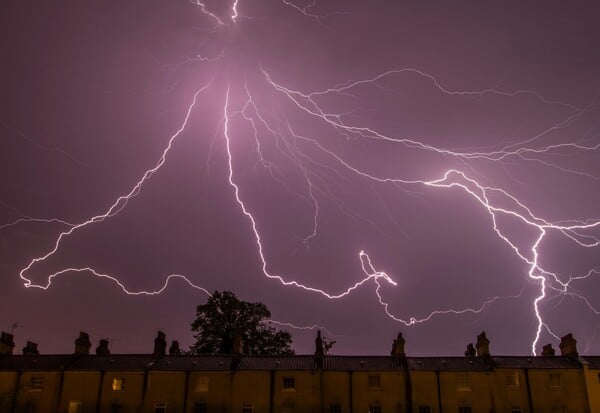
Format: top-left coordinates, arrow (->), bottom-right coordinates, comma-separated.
1,0 -> 599,356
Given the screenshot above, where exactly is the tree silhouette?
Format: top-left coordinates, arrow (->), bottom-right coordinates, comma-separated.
190,291 -> 294,355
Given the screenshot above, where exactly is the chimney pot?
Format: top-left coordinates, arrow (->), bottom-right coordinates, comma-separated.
541,343 -> 556,356
96,339 -> 110,356
475,332 -> 491,358
465,343 -> 476,357
153,331 -> 167,357
75,332 -> 92,355
0,332 -> 15,356
169,340 -> 181,355
22,341 -> 39,355
559,333 -> 578,357
391,332 -> 406,357
314,330 -> 324,369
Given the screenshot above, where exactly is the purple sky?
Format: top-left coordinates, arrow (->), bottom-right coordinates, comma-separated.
1,0 -> 599,356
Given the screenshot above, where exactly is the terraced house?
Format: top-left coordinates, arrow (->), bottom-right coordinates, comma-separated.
0,330 -> 599,413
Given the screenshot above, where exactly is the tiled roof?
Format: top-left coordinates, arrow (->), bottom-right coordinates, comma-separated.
236,355 -> 315,370
0,354 -> 596,372
151,356 -> 232,371
582,356 -> 600,369
0,355 -> 74,371
324,356 -> 404,371
408,357 -> 492,372
68,355 -> 156,371
492,356 -> 581,369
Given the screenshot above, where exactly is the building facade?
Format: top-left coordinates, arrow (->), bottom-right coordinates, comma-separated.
0,331 -> 599,413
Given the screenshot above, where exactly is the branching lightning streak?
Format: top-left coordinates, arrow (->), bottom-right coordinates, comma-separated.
10,0 -> 600,355
257,69 -> 599,354
19,83 -> 211,288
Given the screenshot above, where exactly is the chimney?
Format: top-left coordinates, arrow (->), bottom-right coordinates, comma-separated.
153,331 -> 167,357
0,332 -> 15,355
75,332 -> 91,355
559,333 -> 578,357
390,332 -> 406,357
22,341 -> 39,355
96,339 -> 110,356
464,343 -> 476,357
169,340 -> 181,355
475,332 -> 490,358
541,343 -> 556,356
314,330 -> 324,369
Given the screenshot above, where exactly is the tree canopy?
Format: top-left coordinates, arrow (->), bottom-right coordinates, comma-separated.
190,291 -> 294,355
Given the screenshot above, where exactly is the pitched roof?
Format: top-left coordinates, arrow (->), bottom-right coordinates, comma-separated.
236,355 -> 315,370
68,355 -> 156,371
151,356 -> 231,371
582,356 -> 600,369
492,356 -> 581,369
324,356 -> 404,371
408,357 -> 492,372
0,355 -> 74,371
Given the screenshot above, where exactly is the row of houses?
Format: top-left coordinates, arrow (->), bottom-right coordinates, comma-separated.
0,330 -> 599,413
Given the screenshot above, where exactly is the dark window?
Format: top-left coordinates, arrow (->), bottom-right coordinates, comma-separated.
419,406 -> 431,413
368,375 -> 381,388
241,404 -> 253,413
330,404 -> 342,413
283,377 -> 295,390
28,376 -> 43,392
458,407 -> 472,413
511,408 -> 522,413
282,401 -> 295,413
549,373 -> 563,387
195,403 -> 208,413
155,402 -> 166,413
369,406 -> 381,413
110,404 -> 122,413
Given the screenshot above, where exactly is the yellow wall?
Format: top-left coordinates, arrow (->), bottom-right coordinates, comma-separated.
0,371 -> 17,412
230,371 -> 271,413
528,368 -> 590,413
411,371 -> 439,412
439,371 -> 494,412
98,371 -> 145,413
145,371 -> 186,412
15,371 -> 61,413
271,370 -> 319,413
59,371 -> 101,413
187,371 -> 232,413
584,366 -> 600,413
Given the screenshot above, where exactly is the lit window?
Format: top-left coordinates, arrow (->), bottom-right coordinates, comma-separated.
368,375 -> 381,388
456,373 -> 471,391
195,376 -> 209,392
549,373 -> 563,388
505,372 -> 519,387
112,378 -> 125,391
155,402 -> 167,413
241,404 -> 253,413
283,377 -> 295,391
68,401 -> 82,413
330,404 -> 342,413
369,405 -> 381,413
28,376 -> 43,392
458,407 -> 472,413
195,403 -> 207,413
419,406 -> 431,413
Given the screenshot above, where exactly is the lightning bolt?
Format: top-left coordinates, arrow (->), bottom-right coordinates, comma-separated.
8,0 -> 600,355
